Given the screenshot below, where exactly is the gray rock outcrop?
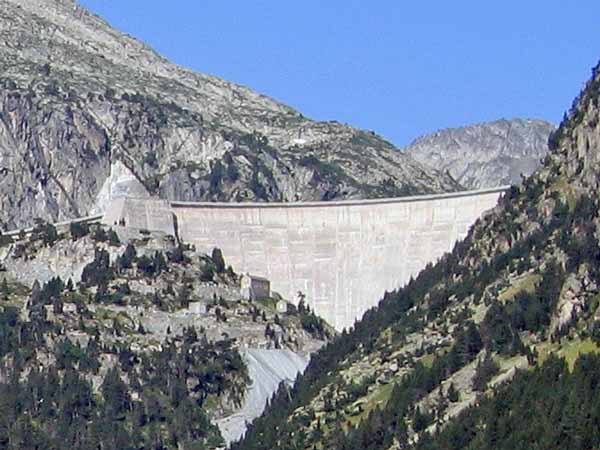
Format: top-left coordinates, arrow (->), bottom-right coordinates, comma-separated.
404,119 -> 555,189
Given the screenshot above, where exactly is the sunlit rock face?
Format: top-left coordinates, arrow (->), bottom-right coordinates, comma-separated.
405,119 -> 555,189
93,161 -> 151,215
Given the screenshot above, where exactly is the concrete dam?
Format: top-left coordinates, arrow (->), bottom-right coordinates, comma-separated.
103,187 -> 507,330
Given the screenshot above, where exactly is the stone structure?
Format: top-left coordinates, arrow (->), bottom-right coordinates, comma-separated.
101,187 -> 507,330
188,302 -> 207,315
102,197 -> 176,236
241,274 -> 272,301
276,300 -> 288,314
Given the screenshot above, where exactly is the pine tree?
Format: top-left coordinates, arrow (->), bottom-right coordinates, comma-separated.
101,367 -> 131,420
211,248 -> 226,273
412,406 -> 432,432
0,279 -> 9,301
70,221 -> 89,240
473,353 -> 499,392
118,243 -> 137,270
178,285 -> 190,309
447,382 -> 460,403
154,251 -> 168,274
106,228 -> 120,246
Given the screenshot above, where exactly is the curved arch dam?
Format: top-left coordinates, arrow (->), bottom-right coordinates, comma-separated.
103,187 -> 507,330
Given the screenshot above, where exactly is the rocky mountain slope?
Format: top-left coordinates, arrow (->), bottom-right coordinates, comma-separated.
0,0 -> 460,230
0,221 -> 330,448
404,118 -> 555,189
233,63 -> 600,450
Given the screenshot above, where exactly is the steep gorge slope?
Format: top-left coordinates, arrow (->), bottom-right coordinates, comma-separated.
0,221 -> 330,448
233,62 -> 600,450
404,118 -> 555,189
0,0 -> 459,230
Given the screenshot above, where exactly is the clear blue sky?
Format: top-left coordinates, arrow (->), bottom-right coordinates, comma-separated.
78,1 -> 600,147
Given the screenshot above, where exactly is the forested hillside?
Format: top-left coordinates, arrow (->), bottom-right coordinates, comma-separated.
232,62 -> 600,450
0,221 -> 328,449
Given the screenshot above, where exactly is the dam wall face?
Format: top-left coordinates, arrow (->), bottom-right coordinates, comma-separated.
168,188 -> 506,330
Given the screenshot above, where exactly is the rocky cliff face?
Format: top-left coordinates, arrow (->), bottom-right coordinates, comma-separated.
404,118 -> 555,189
0,0 -> 460,230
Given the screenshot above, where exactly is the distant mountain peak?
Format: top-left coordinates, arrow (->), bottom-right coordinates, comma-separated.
404,118 -> 556,189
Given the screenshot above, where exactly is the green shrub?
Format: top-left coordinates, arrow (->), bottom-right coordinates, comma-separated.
70,221 -> 90,240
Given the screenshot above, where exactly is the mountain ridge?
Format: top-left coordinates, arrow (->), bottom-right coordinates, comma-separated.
0,0 -> 461,230
404,118 -> 555,189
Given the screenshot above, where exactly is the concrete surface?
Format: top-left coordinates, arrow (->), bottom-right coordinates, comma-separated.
101,187 -> 506,330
